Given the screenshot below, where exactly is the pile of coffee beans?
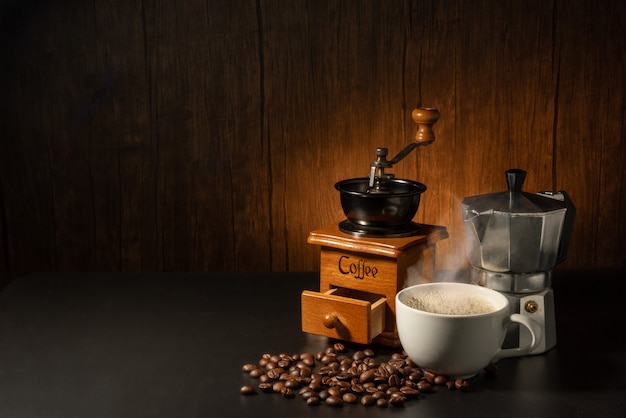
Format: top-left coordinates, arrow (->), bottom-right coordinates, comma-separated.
240,343 -> 493,408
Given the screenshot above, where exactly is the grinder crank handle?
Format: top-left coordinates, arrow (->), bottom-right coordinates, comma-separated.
387,107 -> 440,165
412,107 -> 440,144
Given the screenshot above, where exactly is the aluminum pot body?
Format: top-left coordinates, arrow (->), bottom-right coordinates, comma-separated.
462,206 -> 567,273
461,169 -> 575,275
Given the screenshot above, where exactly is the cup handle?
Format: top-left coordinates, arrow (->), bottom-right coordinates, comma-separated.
492,313 -> 543,361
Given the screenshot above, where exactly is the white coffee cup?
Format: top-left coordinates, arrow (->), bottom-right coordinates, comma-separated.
395,282 -> 542,379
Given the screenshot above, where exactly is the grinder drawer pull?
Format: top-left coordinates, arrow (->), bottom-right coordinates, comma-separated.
323,313 -> 338,328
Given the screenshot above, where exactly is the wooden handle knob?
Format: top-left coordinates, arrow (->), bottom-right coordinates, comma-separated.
323,313 -> 338,329
412,107 -> 440,143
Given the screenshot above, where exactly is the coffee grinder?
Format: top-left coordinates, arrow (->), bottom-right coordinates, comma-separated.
461,169 -> 576,354
302,108 -> 448,347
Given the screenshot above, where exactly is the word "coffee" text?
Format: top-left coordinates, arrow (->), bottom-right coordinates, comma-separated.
338,256 -> 378,279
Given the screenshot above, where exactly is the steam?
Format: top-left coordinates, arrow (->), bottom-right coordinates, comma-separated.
404,192 -> 471,287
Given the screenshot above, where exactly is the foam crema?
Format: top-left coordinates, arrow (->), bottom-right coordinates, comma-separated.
404,290 -> 496,315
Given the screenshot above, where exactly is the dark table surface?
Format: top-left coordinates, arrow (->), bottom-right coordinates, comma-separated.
0,270 -> 624,418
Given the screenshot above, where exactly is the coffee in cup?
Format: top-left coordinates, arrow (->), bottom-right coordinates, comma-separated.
395,282 -> 542,379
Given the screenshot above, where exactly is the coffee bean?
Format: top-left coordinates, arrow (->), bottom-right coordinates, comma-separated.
389,392 -> 407,406
409,370 -> 423,381
342,392 -> 358,404
306,396 -> 320,406
284,378 -> 301,389
280,386 -> 295,398
318,389 -> 330,400
376,398 -> 388,408
317,365 -> 331,376
334,381 -> 351,392
266,368 -> 284,380
309,379 -> 323,391
386,386 -> 400,396
242,363 -> 257,373
363,348 -> 375,357
351,383 -> 365,394
335,373 -> 352,381
240,385 -> 256,395
455,378 -> 470,391
301,353 -> 316,367
258,382 -> 273,393
325,395 -> 343,407
248,368 -> 264,378
371,390 -> 386,400
373,375 -> 387,385
423,370 -> 436,383
359,369 -> 376,384
405,358 -> 417,368
400,386 -> 420,398
404,380 -> 416,389
361,394 -> 376,406
364,357 -> 377,367
333,342 -> 346,352
327,386 -> 341,398
388,374 -> 401,388
417,381 -> 432,392
434,375 -> 448,385
364,386 -> 378,394
377,383 -> 389,392
320,354 -> 334,365
300,389 -> 316,400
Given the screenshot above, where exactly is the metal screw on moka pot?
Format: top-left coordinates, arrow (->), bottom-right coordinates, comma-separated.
461,169 -> 576,354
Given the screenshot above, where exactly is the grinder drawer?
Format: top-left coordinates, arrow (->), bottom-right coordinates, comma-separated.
301,288 -> 386,344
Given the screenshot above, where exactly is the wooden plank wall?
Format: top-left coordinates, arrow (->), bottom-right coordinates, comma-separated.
1,0 -> 624,284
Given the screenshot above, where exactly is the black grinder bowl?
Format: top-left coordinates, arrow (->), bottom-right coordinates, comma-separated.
335,177 -> 426,237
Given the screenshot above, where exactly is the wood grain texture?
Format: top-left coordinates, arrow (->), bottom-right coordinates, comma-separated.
1,0 -> 624,285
